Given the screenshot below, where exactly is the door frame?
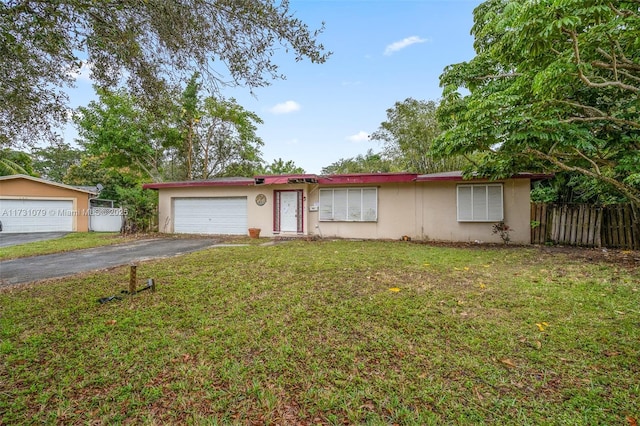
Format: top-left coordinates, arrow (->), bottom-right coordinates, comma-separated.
273,190 -> 304,233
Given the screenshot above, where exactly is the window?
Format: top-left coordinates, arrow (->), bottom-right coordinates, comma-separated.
457,184 -> 503,222
319,188 -> 377,222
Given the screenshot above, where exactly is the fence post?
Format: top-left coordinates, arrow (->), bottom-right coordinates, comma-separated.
129,264 -> 137,295
631,204 -> 640,250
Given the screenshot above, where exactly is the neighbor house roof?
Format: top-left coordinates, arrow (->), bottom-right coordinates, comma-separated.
0,174 -> 97,194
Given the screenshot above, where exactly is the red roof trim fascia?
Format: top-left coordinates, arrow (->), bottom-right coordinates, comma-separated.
416,173 -> 553,182
317,173 -> 418,185
144,172 -> 550,189
254,174 -> 319,180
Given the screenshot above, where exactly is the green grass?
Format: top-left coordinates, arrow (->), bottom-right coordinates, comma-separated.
0,232 -> 132,260
0,233 -> 267,261
1,240 -> 638,424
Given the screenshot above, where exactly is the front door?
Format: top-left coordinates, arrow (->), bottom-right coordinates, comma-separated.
275,190 -> 303,233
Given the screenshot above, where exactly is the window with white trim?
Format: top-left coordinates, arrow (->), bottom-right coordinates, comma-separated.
457,184 -> 503,222
319,188 -> 377,222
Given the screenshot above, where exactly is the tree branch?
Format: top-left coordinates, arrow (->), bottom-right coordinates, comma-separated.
473,72 -> 522,80
566,29 -> 640,93
608,2 -> 639,18
561,116 -> 640,128
595,48 -> 639,68
524,148 -> 640,207
572,147 -> 601,175
555,100 -> 640,129
591,60 -> 640,81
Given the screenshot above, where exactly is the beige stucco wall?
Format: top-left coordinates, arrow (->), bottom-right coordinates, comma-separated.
306,183 -> 418,240
154,178 -> 532,243
0,178 -> 91,232
417,179 -> 531,244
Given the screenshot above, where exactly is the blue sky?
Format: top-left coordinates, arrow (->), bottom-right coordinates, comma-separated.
67,0 -> 483,175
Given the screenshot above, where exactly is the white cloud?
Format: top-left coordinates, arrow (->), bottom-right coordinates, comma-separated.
384,36 -> 429,55
347,131 -> 370,143
67,62 -> 93,82
268,100 -> 301,114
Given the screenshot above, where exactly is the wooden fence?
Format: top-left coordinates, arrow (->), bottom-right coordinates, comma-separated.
531,203 -> 640,249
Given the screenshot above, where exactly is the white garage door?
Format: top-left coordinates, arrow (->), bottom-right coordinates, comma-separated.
0,199 -> 74,233
173,197 -> 247,235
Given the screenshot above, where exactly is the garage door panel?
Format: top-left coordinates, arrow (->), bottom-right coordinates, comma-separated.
0,199 -> 73,233
173,197 -> 247,235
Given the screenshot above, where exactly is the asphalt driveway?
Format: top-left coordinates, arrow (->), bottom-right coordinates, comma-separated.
0,232 -> 69,248
0,238 -> 228,286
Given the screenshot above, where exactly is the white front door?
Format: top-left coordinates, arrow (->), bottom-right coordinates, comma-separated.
279,191 -> 299,232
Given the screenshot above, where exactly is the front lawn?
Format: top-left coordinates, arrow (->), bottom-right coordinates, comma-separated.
0,233 -> 263,261
0,232 -> 131,260
0,241 -> 638,424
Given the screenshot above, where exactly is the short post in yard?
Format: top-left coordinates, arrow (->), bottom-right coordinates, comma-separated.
129,264 -> 137,295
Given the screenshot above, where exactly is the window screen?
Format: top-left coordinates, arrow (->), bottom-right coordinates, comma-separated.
319,188 -> 378,222
457,184 -> 503,222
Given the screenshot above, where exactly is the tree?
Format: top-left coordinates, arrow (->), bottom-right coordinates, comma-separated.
370,98 -> 468,173
321,149 -> 395,175
74,83 -> 264,181
193,97 -> 264,179
64,155 -> 157,230
0,0 -> 329,147
435,0 -> 640,206
31,140 -> 82,182
259,158 -> 305,175
0,149 -> 34,176
74,88 -> 172,181
179,74 -> 202,180
63,155 -> 135,201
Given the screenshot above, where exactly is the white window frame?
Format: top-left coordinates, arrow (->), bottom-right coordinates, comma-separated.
319,187 -> 378,222
457,184 -> 504,222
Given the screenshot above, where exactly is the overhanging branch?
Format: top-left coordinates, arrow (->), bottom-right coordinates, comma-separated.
555,100 -> 640,129
524,147 -> 640,207
566,29 -> 640,93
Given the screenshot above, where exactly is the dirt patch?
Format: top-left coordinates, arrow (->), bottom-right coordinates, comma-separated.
536,244 -> 640,269
414,239 -> 640,269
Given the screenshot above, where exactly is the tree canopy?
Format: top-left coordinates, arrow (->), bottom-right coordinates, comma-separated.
31,141 -> 82,182
0,0 -> 329,146
74,88 -> 169,181
321,149 -> 395,175
370,98 -> 468,174
0,148 -> 34,176
74,82 -> 264,182
259,158 -> 305,175
435,0 -> 640,206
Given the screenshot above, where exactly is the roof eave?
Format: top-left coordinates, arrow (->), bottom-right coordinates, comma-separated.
416,172 -> 554,182
0,174 -> 97,195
